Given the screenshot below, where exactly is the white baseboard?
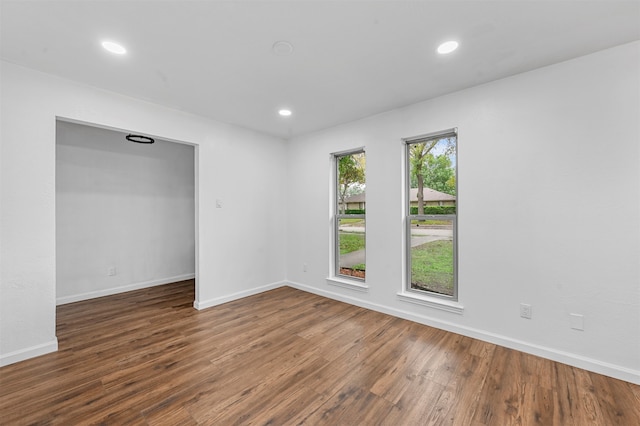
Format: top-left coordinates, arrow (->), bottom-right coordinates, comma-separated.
0,338 -> 58,367
194,280 -> 286,310
285,280 -> 640,385
56,273 -> 196,305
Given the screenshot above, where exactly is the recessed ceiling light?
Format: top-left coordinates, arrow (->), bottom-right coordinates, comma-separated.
272,41 -> 294,56
101,41 -> 127,55
279,109 -> 292,117
437,41 -> 459,55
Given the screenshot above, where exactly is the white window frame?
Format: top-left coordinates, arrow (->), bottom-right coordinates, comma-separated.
327,148 -> 368,291
399,129 -> 463,313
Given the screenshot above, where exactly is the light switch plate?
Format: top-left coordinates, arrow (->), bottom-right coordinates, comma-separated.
570,313 -> 584,331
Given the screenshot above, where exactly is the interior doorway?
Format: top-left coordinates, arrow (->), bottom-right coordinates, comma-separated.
55,118 -> 197,306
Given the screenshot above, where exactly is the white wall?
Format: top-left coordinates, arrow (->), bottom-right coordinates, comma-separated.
0,61 -> 287,366
285,41 -> 640,384
56,121 -> 195,303
2,42 -> 638,385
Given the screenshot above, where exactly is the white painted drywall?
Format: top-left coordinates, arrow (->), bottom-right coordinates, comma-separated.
0,61 -> 287,366
2,41 -> 638,384
285,41 -> 640,383
56,121 -> 195,303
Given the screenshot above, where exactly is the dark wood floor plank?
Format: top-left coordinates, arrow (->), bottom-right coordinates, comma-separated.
369,324 -> 448,404
589,371 -> 640,425
0,279 -> 638,425
200,354 -> 327,425
247,385 -> 326,426
300,384 -> 398,426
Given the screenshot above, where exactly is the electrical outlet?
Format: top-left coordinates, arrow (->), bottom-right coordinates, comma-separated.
107,266 -> 116,276
303,263 -> 307,272
520,303 -> 532,319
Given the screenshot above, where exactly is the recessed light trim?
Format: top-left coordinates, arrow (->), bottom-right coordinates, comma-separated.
279,109 -> 292,117
102,41 -> 127,55
272,41 -> 294,56
437,40 -> 459,55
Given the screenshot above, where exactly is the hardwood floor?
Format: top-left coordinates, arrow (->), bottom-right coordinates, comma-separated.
1,280 -> 638,425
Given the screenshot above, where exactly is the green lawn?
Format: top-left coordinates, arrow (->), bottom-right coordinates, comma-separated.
411,240 -> 454,296
339,232 -> 365,254
339,233 -> 452,294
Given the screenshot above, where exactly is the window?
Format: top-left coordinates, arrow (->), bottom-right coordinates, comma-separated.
405,130 -> 457,299
334,149 -> 366,281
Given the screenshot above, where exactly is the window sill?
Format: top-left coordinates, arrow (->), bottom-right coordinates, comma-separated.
326,277 -> 369,292
396,291 -> 464,315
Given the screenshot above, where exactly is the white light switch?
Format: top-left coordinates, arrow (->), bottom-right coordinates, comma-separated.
216,199 -> 223,208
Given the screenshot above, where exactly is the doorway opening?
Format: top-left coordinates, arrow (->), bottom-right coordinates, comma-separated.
55,118 -> 198,307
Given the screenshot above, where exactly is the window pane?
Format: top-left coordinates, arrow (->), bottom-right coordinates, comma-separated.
408,138 -> 456,215
407,133 -> 456,298
337,152 -> 366,214
335,149 -> 365,281
409,218 -> 454,296
338,218 -> 365,279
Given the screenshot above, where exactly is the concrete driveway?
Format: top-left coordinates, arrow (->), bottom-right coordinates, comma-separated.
338,226 -> 452,268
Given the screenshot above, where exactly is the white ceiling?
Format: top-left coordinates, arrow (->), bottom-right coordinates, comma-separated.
1,1 -> 639,139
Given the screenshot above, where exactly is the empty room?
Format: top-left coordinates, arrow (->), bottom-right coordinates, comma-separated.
1,1 -> 638,425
